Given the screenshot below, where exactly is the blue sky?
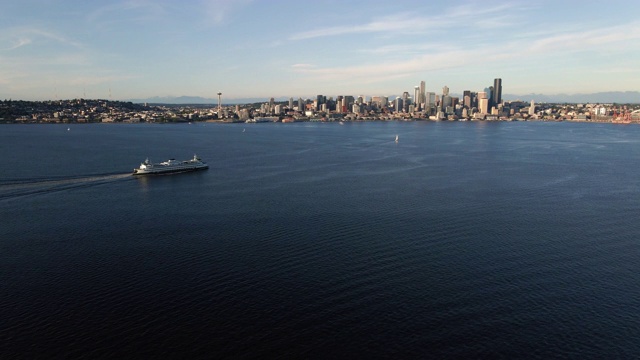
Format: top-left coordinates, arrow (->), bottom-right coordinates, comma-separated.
1,0 -> 639,101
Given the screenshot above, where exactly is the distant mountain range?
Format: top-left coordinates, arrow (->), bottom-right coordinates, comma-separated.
502,91 -> 640,104
129,91 -> 640,105
128,96 -> 275,105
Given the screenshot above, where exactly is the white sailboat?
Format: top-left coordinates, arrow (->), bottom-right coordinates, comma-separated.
395,135 -> 399,143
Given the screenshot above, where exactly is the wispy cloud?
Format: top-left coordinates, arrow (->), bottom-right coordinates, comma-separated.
290,18 -> 640,86
358,43 -> 451,56
86,0 -> 169,28
290,4 -> 518,41
2,37 -> 32,51
290,12 -> 433,40
200,0 -> 254,26
447,3 -> 517,18
291,63 -> 315,69
0,27 -> 83,51
291,48 -> 486,83
524,21 -> 640,54
69,74 -> 140,86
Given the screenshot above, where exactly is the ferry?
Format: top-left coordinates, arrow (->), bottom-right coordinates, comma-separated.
133,155 -> 208,175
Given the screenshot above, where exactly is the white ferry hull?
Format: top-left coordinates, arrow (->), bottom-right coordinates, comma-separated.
133,155 -> 209,175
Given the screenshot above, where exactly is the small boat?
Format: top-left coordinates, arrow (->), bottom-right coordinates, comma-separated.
133,154 -> 208,175
395,135 -> 399,143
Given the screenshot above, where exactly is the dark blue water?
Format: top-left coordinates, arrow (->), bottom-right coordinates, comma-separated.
2,122 -> 640,358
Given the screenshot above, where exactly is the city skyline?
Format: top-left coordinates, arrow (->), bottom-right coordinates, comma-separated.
1,0 -> 640,101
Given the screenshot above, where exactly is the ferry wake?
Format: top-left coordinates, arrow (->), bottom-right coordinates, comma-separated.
133,155 -> 208,175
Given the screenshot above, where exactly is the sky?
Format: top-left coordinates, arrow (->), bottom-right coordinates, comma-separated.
1,0 -> 639,101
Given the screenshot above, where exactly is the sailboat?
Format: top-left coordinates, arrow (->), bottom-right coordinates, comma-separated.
395,135 -> 399,143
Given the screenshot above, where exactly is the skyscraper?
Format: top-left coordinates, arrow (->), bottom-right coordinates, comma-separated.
463,90 -> 472,108
420,81 -> 426,105
414,86 -> 420,108
402,91 -> 410,112
493,78 -> 502,106
478,92 -> 489,114
442,86 -> 449,97
529,100 -> 536,116
484,87 -> 492,102
395,97 -> 403,113
425,92 -> 436,107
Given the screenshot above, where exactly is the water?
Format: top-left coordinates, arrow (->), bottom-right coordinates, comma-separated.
2,121 -> 640,358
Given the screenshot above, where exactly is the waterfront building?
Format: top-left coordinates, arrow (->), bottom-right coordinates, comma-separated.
298,98 -> 304,111
289,97 -> 293,109
479,99 -> 489,115
414,86 -> 420,109
420,81 -> 426,105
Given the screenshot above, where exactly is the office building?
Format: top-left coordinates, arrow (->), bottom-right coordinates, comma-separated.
425,92 -> 436,107
529,100 -> 536,116
478,92 -> 489,114
493,78 -> 502,106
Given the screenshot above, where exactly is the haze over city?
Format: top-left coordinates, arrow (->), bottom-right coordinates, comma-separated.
1,0 -> 639,101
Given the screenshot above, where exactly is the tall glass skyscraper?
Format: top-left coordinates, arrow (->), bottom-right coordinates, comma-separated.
493,78 -> 502,106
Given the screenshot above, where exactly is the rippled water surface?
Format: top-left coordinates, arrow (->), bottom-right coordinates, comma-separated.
2,121 -> 640,358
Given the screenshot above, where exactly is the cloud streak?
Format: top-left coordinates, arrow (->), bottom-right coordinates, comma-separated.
291,48 -> 485,83
523,21 -> 640,54
200,0 -> 254,26
1,27 -> 83,51
290,19 -> 640,87
290,4 -> 517,41
86,0 -> 168,25
2,37 -> 32,51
